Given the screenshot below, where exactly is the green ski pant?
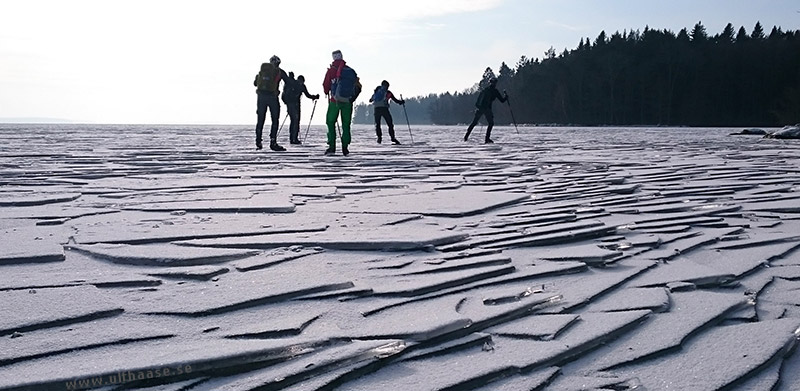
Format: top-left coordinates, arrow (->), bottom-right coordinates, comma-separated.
325,101 -> 352,150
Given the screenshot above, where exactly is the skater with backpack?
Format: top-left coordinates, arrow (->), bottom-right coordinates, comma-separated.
369,80 -> 405,144
322,49 -> 361,156
463,76 -> 508,144
253,55 -> 292,151
281,73 -> 320,145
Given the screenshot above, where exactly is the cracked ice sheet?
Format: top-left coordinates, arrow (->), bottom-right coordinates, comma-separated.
123,192 -> 296,213
0,314 -> 179,366
538,258 -> 657,313
0,251 -> 162,291
601,318 -> 800,391
690,242 -> 800,277
357,260 -> 587,317
119,262 -> 355,316
757,278 -> 800,308
370,265 -> 515,297
186,339 -> 403,391
0,334 -> 326,390
546,374 -> 645,391
340,311 -> 650,390
0,286 -> 124,336
486,314 -> 579,340
97,187 -> 255,204
583,287 -> 670,313
325,187 -> 530,217
575,290 -> 747,371
631,258 -> 735,288
70,211 -> 329,245
179,224 -> 467,252
641,227 -> 745,261
84,175 -> 275,192
0,205 -> 116,220
190,301 -> 331,340
69,243 -> 261,266
0,192 -> 81,206
470,367 -> 561,391
0,225 -> 70,265
532,243 -> 623,265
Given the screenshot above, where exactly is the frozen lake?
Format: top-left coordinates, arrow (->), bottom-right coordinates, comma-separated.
1,123 -> 799,390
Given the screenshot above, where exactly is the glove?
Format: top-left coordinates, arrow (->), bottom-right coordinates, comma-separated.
400,100 -> 406,105
312,94 -> 320,100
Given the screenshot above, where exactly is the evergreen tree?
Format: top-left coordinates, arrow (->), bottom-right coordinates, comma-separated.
736,26 -> 750,43
752,22 -> 766,39
690,21 -> 708,42
718,23 -> 735,44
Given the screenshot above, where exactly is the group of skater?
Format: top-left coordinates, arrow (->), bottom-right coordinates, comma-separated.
254,49 -> 509,155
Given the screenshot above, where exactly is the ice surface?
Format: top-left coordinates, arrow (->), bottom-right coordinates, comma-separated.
603,318 -> 800,391
0,225 -> 69,264
0,286 -> 123,336
2,124 -> 800,390
70,243 -> 261,266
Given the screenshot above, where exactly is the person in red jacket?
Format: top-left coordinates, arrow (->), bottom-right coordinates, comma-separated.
322,50 -> 361,156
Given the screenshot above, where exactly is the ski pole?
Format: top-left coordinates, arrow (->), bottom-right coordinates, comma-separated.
504,90 -> 519,135
277,112 -> 289,136
303,99 -> 318,143
400,94 -> 413,144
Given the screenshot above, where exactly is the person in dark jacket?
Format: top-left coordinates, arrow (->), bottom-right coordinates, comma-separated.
369,80 -> 405,144
253,55 -> 292,151
282,74 -> 320,144
463,76 -> 508,144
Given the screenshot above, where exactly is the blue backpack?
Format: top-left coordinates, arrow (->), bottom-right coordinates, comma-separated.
333,66 -> 357,102
371,86 -> 388,105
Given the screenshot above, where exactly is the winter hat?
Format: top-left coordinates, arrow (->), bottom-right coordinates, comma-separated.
381,80 -> 389,88
297,75 -> 305,83
269,55 -> 281,66
332,50 -> 343,61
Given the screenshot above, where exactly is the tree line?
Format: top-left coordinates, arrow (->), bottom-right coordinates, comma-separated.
354,22 -> 800,127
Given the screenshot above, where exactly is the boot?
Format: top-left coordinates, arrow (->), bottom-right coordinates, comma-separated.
484,138 -> 494,144
256,140 -> 263,150
377,134 -> 382,144
391,138 -> 401,145
324,147 -> 336,156
269,139 -> 285,151
342,145 -> 350,156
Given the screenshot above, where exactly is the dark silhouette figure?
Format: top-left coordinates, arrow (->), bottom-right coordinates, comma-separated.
464,77 -> 507,144
254,55 -> 292,151
282,74 -> 320,144
369,80 -> 405,144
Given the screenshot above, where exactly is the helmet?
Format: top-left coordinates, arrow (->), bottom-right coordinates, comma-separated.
269,55 -> 281,66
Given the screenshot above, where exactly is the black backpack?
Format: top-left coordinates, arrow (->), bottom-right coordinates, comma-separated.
475,87 -> 495,109
282,79 -> 302,103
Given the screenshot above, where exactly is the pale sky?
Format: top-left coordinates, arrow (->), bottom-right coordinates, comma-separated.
1,0 -> 798,125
